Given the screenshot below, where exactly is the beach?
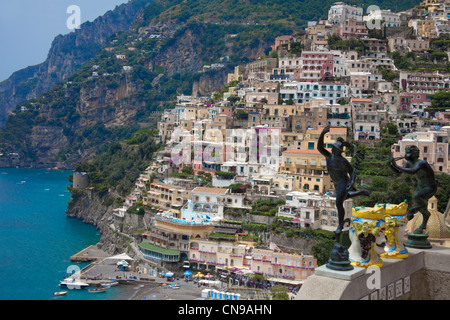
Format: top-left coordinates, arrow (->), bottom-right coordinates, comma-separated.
69,245 -> 212,300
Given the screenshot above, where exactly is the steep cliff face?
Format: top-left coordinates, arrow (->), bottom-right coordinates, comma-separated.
66,190 -> 149,255
149,28 -> 203,77
0,0 -> 296,169
0,0 -> 148,125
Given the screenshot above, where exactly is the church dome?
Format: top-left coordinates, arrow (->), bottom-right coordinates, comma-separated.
407,197 -> 450,240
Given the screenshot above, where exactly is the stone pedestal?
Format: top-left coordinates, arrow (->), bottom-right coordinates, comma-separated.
326,240 -> 353,272
405,233 -> 432,249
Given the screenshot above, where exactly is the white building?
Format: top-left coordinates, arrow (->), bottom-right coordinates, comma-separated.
328,2 -> 364,25
181,187 -> 229,222
364,9 -> 401,28
277,191 -> 353,231
279,81 -> 349,105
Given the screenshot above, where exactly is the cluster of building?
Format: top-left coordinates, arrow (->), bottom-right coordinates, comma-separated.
85,1 -> 450,287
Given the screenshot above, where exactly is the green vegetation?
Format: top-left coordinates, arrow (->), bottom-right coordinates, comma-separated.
328,35 -> 367,54
73,129 -> 160,196
149,0 -> 417,27
269,285 -> 289,300
251,198 -> 285,216
427,91 -> 450,113
389,49 -> 449,73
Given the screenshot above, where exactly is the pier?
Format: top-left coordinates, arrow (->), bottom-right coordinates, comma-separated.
67,244 -> 156,287
70,245 -> 111,262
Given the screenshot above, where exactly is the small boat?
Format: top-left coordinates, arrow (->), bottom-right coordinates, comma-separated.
101,281 -> 119,288
60,278 -> 89,290
54,291 -> 68,296
88,288 -> 107,293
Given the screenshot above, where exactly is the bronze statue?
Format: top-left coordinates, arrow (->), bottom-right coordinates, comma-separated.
318,126 -> 369,242
389,145 -> 438,234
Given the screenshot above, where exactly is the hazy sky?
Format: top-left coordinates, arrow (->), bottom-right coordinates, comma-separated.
0,0 -> 129,82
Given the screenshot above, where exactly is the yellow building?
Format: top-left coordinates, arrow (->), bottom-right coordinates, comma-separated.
409,19 -> 438,39
282,132 -> 304,149
302,127 -> 348,151
279,127 -> 349,193
263,104 -> 301,117
189,240 -> 251,271
147,182 -> 191,216
280,149 -> 332,193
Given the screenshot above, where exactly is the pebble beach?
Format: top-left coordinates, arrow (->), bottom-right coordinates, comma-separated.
68,245 -> 215,300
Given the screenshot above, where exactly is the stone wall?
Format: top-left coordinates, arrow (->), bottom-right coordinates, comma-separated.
296,246 -> 450,300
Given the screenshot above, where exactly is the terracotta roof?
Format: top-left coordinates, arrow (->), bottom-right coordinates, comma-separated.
283,149 -> 322,155
351,98 -> 372,102
316,126 -> 347,132
192,187 -> 228,194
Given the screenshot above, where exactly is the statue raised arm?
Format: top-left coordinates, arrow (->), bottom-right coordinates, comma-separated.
390,145 -> 438,234
318,126 -> 369,242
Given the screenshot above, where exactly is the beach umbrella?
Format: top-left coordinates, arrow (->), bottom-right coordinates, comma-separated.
183,271 -> 192,276
165,272 -> 174,277
117,260 -> 129,266
205,273 -> 213,279
196,272 -> 204,278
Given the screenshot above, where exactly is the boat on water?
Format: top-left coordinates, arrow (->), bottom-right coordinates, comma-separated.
117,279 -> 136,285
88,288 -> 107,293
54,291 -> 68,296
60,278 -> 89,290
101,281 -> 119,288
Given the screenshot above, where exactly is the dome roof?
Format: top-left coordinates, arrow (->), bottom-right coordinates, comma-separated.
407,197 -> 450,239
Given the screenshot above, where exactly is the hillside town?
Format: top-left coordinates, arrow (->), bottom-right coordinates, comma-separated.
72,1 -> 450,292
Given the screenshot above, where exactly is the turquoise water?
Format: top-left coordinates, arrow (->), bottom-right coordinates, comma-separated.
0,168 -> 129,300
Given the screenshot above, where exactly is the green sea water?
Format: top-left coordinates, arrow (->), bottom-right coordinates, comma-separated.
0,168 -> 133,300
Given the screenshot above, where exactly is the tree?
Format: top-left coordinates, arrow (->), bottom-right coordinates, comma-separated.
181,166 -> 193,175
385,122 -> 398,136
269,285 -> 289,300
311,238 -> 335,266
435,173 -> 450,213
427,91 -> 450,113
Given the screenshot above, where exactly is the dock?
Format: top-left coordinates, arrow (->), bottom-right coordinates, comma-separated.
70,245 -> 111,262
67,244 -> 157,287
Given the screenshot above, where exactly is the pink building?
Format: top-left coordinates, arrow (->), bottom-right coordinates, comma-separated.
271,35 -> 296,51
338,19 -> 369,39
250,248 -> 317,281
300,51 -> 334,82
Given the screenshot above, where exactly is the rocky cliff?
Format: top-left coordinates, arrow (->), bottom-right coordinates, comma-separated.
0,20 -> 276,169
0,0 -> 148,126
66,189 -> 150,255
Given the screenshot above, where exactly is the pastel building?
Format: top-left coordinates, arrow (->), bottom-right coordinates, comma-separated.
189,240 -> 250,271
277,191 -> 353,231
140,216 -> 214,264
364,9 -> 401,27
250,248 -> 317,282
280,149 -> 332,193
181,187 -> 229,222
328,2 -> 364,25
299,51 -> 335,82
147,182 -> 191,216
338,18 -> 368,39
280,82 -> 348,105
391,128 -> 449,173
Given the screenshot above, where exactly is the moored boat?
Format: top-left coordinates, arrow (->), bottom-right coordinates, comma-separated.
54,291 -> 68,296
88,287 -> 107,293
60,277 -> 89,290
101,281 -> 119,288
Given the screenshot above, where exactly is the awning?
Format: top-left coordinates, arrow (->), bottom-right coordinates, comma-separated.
106,253 -> 135,261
